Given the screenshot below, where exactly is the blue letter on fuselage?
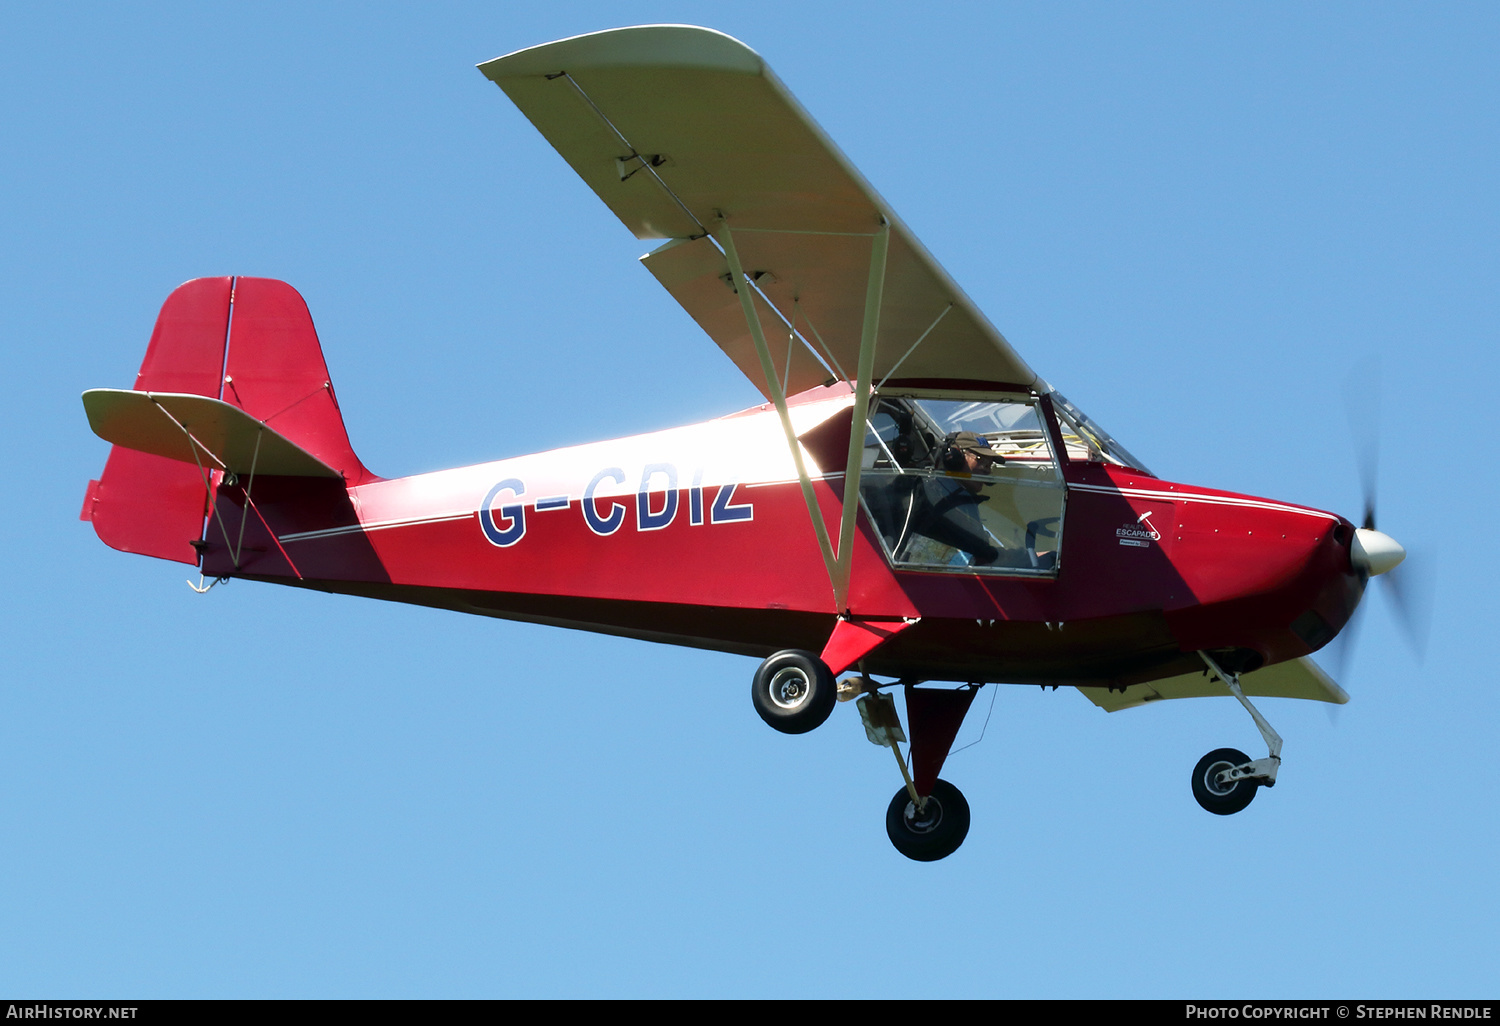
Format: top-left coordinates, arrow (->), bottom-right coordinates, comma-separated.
583,467 -> 627,535
637,463 -> 679,531
480,478 -> 526,547
711,482 -> 753,523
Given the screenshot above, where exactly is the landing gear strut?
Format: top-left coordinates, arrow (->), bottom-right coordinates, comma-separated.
856,681 -> 979,861
1192,651 -> 1283,816
750,653 -> 979,860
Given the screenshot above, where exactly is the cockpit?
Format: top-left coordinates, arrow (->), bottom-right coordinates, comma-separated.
856,390 -> 1148,576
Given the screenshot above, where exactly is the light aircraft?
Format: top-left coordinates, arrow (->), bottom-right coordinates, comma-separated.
80,26 -> 1411,861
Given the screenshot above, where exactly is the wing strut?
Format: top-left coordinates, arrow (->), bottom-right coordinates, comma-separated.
716,216 -> 837,593
832,220 -> 888,611
715,215 -> 889,612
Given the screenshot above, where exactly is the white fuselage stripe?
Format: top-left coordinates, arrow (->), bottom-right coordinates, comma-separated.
277,481 -> 1335,544
279,511 -> 473,543
1067,482 -> 1337,521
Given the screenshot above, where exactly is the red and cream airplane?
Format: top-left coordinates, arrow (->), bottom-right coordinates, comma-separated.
80,26 -> 1407,861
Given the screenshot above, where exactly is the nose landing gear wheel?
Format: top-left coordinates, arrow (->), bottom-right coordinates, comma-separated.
1192,747 -> 1258,815
885,778 -> 970,861
751,650 -> 836,734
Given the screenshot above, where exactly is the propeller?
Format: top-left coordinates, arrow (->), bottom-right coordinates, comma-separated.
1329,363 -> 1434,683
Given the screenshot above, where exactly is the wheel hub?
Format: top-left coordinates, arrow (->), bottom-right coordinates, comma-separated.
1205,761 -> 1238,796
768,667 -> 810,709
902,797 -> 944,835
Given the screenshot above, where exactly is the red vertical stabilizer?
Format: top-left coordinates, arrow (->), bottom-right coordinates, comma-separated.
83,277 -> 370,565
217,277 -> 370,485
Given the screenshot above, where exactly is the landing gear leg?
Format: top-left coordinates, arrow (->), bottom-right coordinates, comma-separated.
854,680 -> 977,861
1191,651 -> 1283,815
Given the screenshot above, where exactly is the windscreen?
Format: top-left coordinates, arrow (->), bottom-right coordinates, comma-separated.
1048,392 -> 1153,475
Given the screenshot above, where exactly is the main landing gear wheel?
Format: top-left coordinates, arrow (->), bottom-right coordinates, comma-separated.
1192,747 -> 1258,816
751,650 -> 836,735
885,778 -> 970,861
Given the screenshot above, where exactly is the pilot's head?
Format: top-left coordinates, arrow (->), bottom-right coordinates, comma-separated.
940,431 -> 1002,474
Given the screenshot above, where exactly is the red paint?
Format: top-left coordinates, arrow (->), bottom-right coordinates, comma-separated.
219,278 -> 372,485
906,686 -> 980,796
820,617 -> 917,676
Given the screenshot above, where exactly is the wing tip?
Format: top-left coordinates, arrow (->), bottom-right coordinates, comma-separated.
478,25 -> 763,82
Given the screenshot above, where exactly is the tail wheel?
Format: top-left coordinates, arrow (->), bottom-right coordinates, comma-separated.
751,650 -> 836,734
1191,747 -> 1258,815
885,779 -> 970,861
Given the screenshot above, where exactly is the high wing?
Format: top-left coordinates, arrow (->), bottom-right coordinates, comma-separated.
1076,657 -> 1350,713
479,25 -> 1037,401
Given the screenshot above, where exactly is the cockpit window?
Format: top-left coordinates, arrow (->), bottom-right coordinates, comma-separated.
1049,392 -> 1153,475
859,394 -> 1066,576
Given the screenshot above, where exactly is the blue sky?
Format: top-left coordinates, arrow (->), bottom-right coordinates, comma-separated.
3,1 -> 1497,998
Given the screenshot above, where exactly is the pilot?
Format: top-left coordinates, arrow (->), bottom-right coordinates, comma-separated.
906,431 -> 1005,566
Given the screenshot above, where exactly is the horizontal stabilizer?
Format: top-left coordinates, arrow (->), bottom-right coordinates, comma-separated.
1077,656 -> 1349,713
83,389 -> 342,479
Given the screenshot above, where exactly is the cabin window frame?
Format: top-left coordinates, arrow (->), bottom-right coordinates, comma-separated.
856,389 -> 1068,578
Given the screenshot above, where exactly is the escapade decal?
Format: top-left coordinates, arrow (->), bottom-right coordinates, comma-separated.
479,463 -> 752,548
1117,510 -> 1162,548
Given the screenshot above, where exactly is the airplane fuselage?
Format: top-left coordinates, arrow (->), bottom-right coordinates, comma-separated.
201,386 -> 1361,690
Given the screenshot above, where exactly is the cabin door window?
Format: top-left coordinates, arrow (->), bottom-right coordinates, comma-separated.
857,394 -> 1066,576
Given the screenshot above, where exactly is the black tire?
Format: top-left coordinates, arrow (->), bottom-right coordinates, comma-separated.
885,778 -> 970,861
751,650 -> 836,734
1191,747 -> 1258,816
